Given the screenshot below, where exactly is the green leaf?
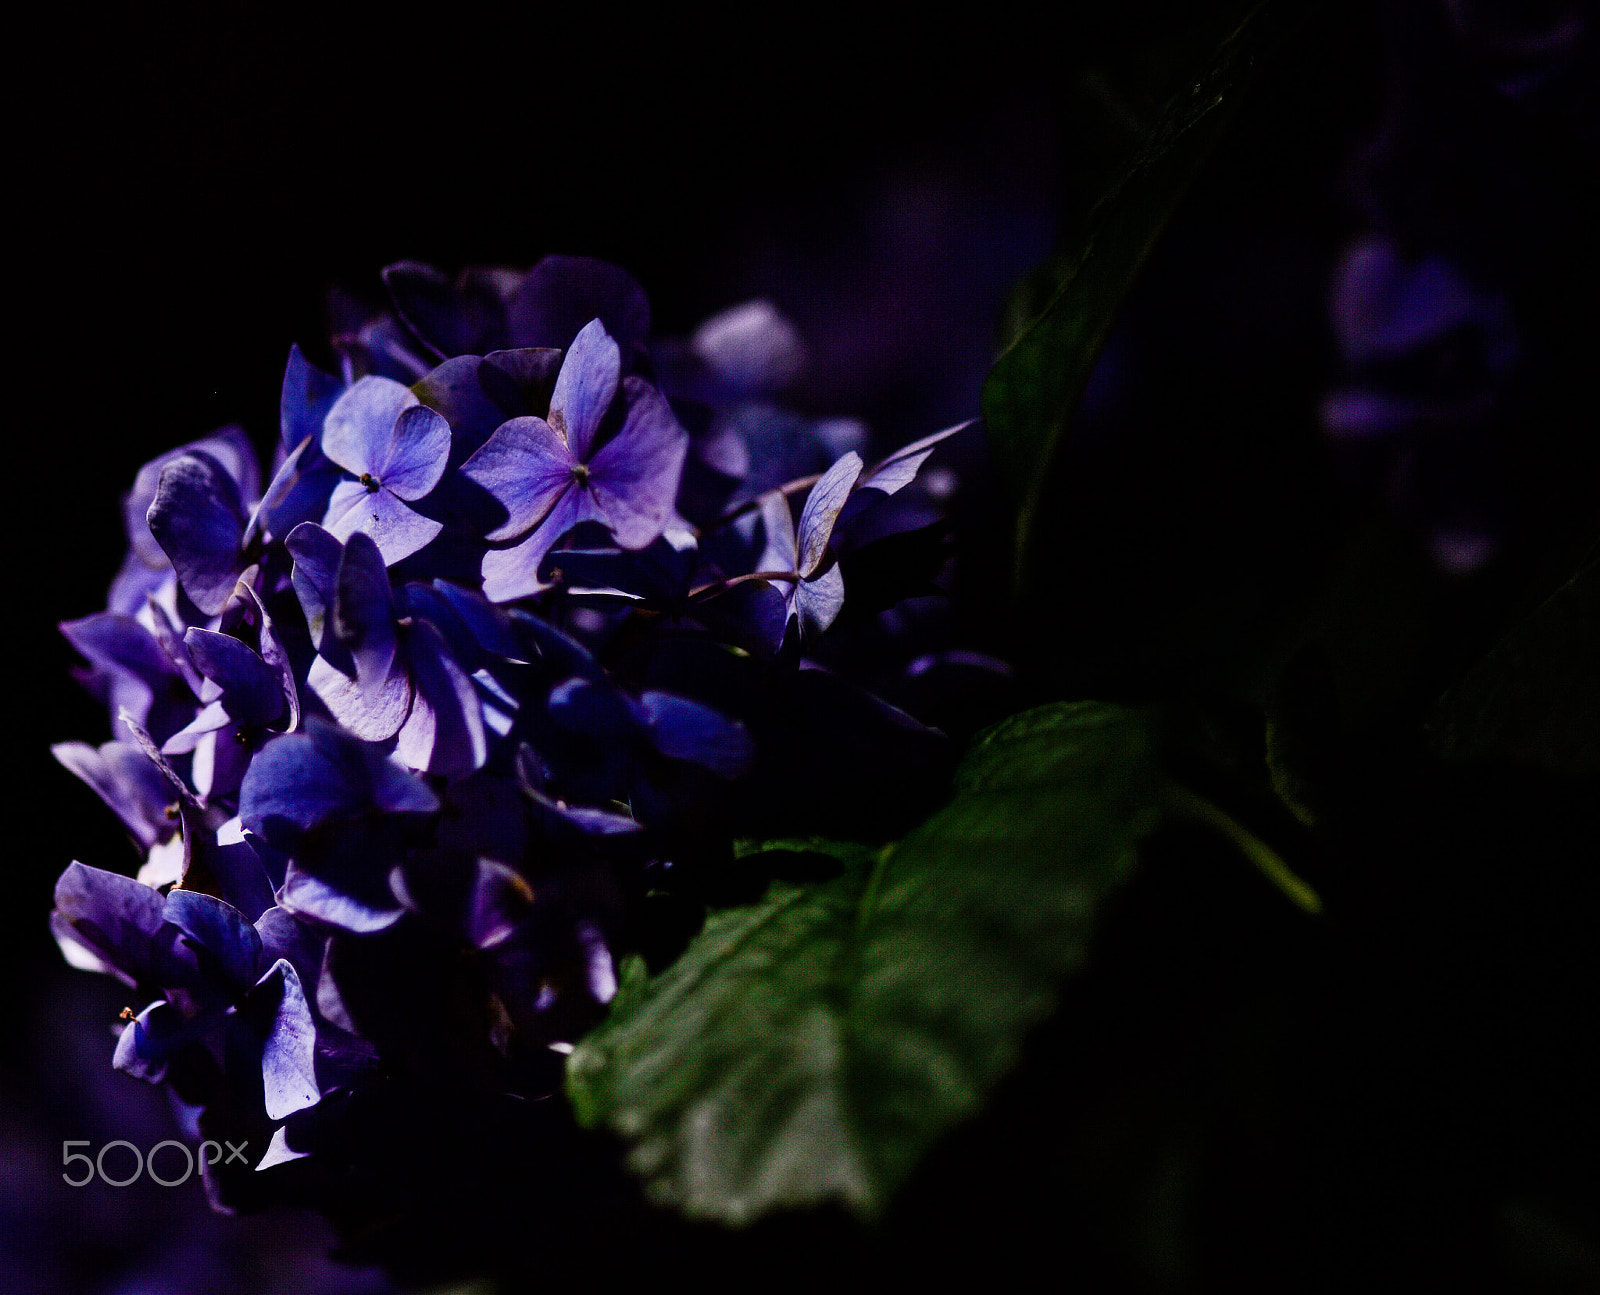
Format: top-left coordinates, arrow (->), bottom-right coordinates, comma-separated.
981,4 -> 1270,594
1427,538 -> 1600,778
566,702 -> 1164,1224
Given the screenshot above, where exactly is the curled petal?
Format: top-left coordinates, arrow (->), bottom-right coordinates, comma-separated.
145,451 -> 248,617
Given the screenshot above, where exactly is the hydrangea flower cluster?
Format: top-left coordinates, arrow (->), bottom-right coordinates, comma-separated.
50,255 -> 975,1221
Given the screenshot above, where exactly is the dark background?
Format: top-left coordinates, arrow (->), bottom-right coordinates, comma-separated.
10,4 -> 1597,1291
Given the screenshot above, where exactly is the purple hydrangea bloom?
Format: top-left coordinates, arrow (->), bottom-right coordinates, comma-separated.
45,252 -> 988,1243
464,318 -> 688,601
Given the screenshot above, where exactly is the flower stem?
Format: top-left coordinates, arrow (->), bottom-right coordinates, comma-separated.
1165,783 -> 1323,916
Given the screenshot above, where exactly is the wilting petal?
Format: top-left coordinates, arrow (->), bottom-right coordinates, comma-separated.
796,450 -> 862,577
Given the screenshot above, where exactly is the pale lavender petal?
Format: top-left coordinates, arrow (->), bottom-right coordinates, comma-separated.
797,558 -> 846,638
254,959 -> 321,1119
307,652 -> 412,743
321,376 -> 417,478
459,415 -> 574,542
857,420 -> 974,496
379,404 -> 452,499
690,299 -> 807,396
755,490 -> 797,574
161,699 -> 232,755
588,377 -> 689,550
796,450 -> 863,577
277,868 -> 405,934
324,478 -> 444,566
479,487 -> 593,603
551,318 -> 621,462
256,1125 -> 313,1171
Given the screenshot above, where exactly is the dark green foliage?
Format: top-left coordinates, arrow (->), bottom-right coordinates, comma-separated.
982,5 -> 1268,592
1428,538 -> 1600,779
567,703 -> 1164,1222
